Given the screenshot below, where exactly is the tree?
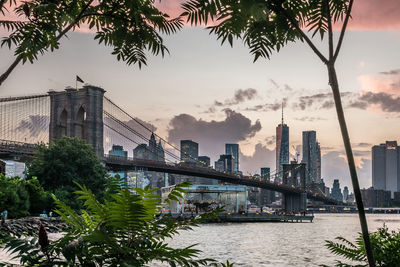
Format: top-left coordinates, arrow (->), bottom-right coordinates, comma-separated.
27,136 -> 108,210
181,0 -> 375,265
0,0 -> 183,86
0,181 -> 233,266
324,225 -> 400,267
0,174 -> 30,218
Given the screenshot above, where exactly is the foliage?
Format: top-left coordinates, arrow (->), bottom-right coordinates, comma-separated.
0,180 -> 232,266
27,136 -> 108,210
181,0 -> 350,62
0,174 -> 29,218
0,0 -> 183,67
0,174 -> 51,218
323,226 -> 400,267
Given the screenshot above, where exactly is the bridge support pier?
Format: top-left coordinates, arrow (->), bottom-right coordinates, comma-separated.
283,192 -> 307,213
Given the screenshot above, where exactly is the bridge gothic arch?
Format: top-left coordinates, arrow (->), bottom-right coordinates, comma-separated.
58,108 -> 68,137
74,105 -> 86,139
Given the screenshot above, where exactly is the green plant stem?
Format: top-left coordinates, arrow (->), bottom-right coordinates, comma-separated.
327,63 -> 375,267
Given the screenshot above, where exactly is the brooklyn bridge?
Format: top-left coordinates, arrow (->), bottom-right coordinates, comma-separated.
0,86 -> 342,211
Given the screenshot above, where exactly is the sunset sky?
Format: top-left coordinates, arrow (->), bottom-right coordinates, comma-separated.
1,0 -> 400,191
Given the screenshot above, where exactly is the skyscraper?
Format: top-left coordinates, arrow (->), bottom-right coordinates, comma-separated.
302,131 -> 321,184
372,141 -> 400,197
180,140 -> 199,163
276,107 -> 289,180
225,143 -> 239,172
331,179 -> 343,202
261,167 -> 271,181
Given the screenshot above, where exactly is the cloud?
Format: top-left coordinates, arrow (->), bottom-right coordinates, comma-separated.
265,136 -> 276,146
245,98 -> 287,112
167,109 -> 261,161
322,151 -> 371,190
348,0 -> 400,31
240,143 -> 275,175
358,69 -> 400,96
293,92 -> 353,111
350,92 -> 400,113
219,88 -> 258,106
355,142 -> 372,148
294,116 -> 327,122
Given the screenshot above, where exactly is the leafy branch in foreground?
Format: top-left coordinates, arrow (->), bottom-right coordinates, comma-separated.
322,225 -> 400,267
0,0 -> 184,86
0,179 -> 231,266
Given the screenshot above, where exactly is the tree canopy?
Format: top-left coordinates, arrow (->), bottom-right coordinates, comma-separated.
27,136 -> 107,210
0,0 -> 184,85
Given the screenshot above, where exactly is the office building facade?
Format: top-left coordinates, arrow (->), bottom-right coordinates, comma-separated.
372,141 -> 400,197
276,123 -> 289,181
302,131 -> 321,184
225,144 -> 239,172
180,140 -> 199,163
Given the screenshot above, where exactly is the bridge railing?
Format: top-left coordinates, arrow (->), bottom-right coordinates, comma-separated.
0,139 -> 38,154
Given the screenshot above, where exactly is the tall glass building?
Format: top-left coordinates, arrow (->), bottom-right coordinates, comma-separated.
302,131 -> 321,185
180,140 -> 199,163
225,143 -> 239,172
276,122 -> 289,181
372,141 -> 400,197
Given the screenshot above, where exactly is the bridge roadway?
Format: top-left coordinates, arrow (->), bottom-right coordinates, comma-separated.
0,139 -> 340,205
104,155 -> 340,205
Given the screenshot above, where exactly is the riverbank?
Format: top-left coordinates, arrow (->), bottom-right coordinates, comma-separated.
0,217 -> 67,236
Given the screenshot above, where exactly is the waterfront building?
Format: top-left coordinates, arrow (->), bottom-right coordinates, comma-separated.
302,131 -> 321,184
0,159 -> 26,178
109,145 -> 128,178
198,156 -> 210,167
109,144 -> 128,158
331,179 -> 343,202
180,140 -> 199,163
276,110 -> 289,181
372,141 -> 400,197
360,187 -> 391,207
343,186 -> 349,202
225,143 -> 239,172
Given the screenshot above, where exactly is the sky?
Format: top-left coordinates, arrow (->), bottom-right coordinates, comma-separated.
1,0 -> 400,191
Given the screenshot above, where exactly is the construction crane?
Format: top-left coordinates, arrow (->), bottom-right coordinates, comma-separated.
292,145 -> 300,163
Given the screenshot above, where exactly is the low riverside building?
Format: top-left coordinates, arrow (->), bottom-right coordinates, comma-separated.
361,187 -> 391,207
161,184 -> 247,214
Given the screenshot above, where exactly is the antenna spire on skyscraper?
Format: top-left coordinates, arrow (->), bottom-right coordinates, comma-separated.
281,101 -> 284,125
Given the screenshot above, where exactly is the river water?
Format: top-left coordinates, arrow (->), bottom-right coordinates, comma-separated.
1,213 -> 400,266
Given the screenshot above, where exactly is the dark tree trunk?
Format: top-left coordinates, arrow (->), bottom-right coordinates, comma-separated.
327,63 -> 376,267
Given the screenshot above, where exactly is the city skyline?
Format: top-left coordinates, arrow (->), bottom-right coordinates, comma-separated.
1,0 -> 400,191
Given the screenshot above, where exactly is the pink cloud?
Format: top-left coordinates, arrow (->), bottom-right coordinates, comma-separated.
358,70 -> 400,95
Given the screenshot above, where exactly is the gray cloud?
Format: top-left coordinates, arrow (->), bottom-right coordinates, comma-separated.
265,136 -> 276,146
245,98 -> 287,112
240,143 -> 275,175
379,69 -> 400,75
225,88 -> 258,105
358,92 -> 400,112
322,151 -> 371,190
294,116 -> 327,122
293,92 -> 353,111
167,109 -> 262,161
355,142 -> 372,148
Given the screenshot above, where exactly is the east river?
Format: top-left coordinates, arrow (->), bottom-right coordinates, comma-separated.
1,214 -> 400,266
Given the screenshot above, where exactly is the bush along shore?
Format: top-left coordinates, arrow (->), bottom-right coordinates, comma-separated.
0,217 -> 66,237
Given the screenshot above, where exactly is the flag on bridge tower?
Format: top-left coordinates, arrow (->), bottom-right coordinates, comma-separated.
76,75 -> 84,91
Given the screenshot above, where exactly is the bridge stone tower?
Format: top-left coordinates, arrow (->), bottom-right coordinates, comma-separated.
282,162 -> 307,213
48,86 -> 105,158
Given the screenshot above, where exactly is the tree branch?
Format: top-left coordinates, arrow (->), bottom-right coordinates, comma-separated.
274,3 -> 328,65
0,0 -> 6,13
325,0 -> 334,61
333,0 -> 354,62
0,0 -> 94,87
